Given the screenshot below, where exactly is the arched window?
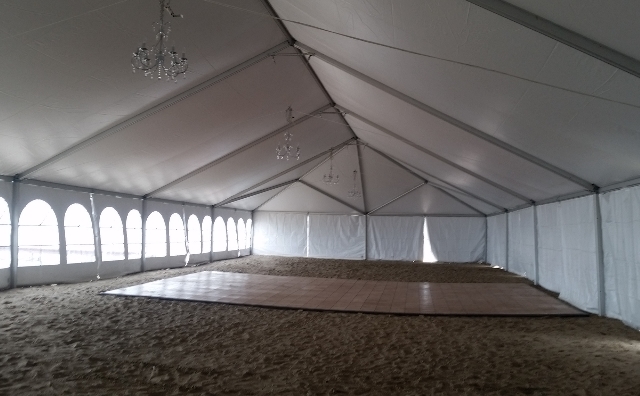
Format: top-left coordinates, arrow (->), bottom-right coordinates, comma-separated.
18,200 -> 59,266
227,218 -> 238,251
126,210 -> 142,259
212,216 -> 226,252
65,204 -> 96,264
169,213 -> 186,256
246,219 -> 253,249
237,219 -> 246,250
187,215 -> 201,254
0,198 -> 11,269
145,211 -> 166,257
99,207 -> 124,261
202,215 -> 212,254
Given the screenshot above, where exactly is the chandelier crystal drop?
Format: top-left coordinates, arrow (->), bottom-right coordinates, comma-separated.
347,170 -> 362,198
323,149 -> 340,184
132,0 -> 188,82
276,106 -> 300,160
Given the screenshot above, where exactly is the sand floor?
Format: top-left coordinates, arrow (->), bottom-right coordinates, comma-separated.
1,256 -> 639,395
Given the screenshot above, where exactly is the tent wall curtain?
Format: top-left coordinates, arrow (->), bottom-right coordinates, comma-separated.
426,217 -> 486,262
507,207 -> 536,280
537,196 -> 599,313
367,216 -> 423,261
487,214 -> 507,268
253,212 -> 307,257
92,193 -> 142,280
601,185 -> 640,328
308,214 -> 366,260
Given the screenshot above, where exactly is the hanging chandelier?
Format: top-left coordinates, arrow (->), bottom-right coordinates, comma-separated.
323,149 -> 340,184
132,0 -> 188,82
348,170 -> 362,198
276,106 -> 300,160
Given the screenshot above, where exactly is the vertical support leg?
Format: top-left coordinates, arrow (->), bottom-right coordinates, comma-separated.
9,181 -> 19,289
89,193 -> 103,279
594,193 -> 606,316
533,204 -> 540,285
140,198 -> 147,273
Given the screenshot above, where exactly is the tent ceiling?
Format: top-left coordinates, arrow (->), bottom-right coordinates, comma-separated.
503,0 -> 640,61
257,182 -> 360,214
374,184 -> 480,216
0,0 -> 285,176
300,144 -> 365,213
1,0 -> 639,215
271,0 -> 640,188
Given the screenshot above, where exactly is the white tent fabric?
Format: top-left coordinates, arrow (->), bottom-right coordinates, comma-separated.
537,197 -> 599,313
374,184 -> 480,216
1,0 -> 640,329
258,182 -> 359,214
308,214 -> 365,260
601,185 -> 640,328
507,207 -> 535,280
253,212 -> 307,257
368,216 -> 423,261
426,217 -> 486,263
487,214 -> 507,269
301,145 -> 365,213
359,145 -> 424,212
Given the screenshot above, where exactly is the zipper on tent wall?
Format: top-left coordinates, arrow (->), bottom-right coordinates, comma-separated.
89,193 -> 103,279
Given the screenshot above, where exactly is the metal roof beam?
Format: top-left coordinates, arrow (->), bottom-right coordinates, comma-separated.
468,0 -> 640,80
145,103 -> 333,198
16,41 -> 291,180
215,137 -> 355,207
299,43 -> 596,192
341,107 -> 533,203
216,179 -> 298,207
298,180 -> 364,215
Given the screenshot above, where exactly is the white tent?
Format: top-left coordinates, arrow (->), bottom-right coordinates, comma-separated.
0,0 -> 639,328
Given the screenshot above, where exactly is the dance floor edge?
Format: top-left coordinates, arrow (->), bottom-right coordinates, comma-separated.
102,271 -> 586,317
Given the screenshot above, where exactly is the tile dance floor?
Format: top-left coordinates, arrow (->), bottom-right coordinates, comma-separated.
103,271 -> 585,316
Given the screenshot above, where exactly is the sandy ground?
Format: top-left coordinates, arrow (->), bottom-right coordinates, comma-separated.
1,256 -> 639,395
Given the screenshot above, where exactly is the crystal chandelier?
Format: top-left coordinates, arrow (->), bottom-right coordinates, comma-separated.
323,149 -> 339,184
348,170 -> 362,198
276,106 -> 300,160
132,0 -> 188,82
